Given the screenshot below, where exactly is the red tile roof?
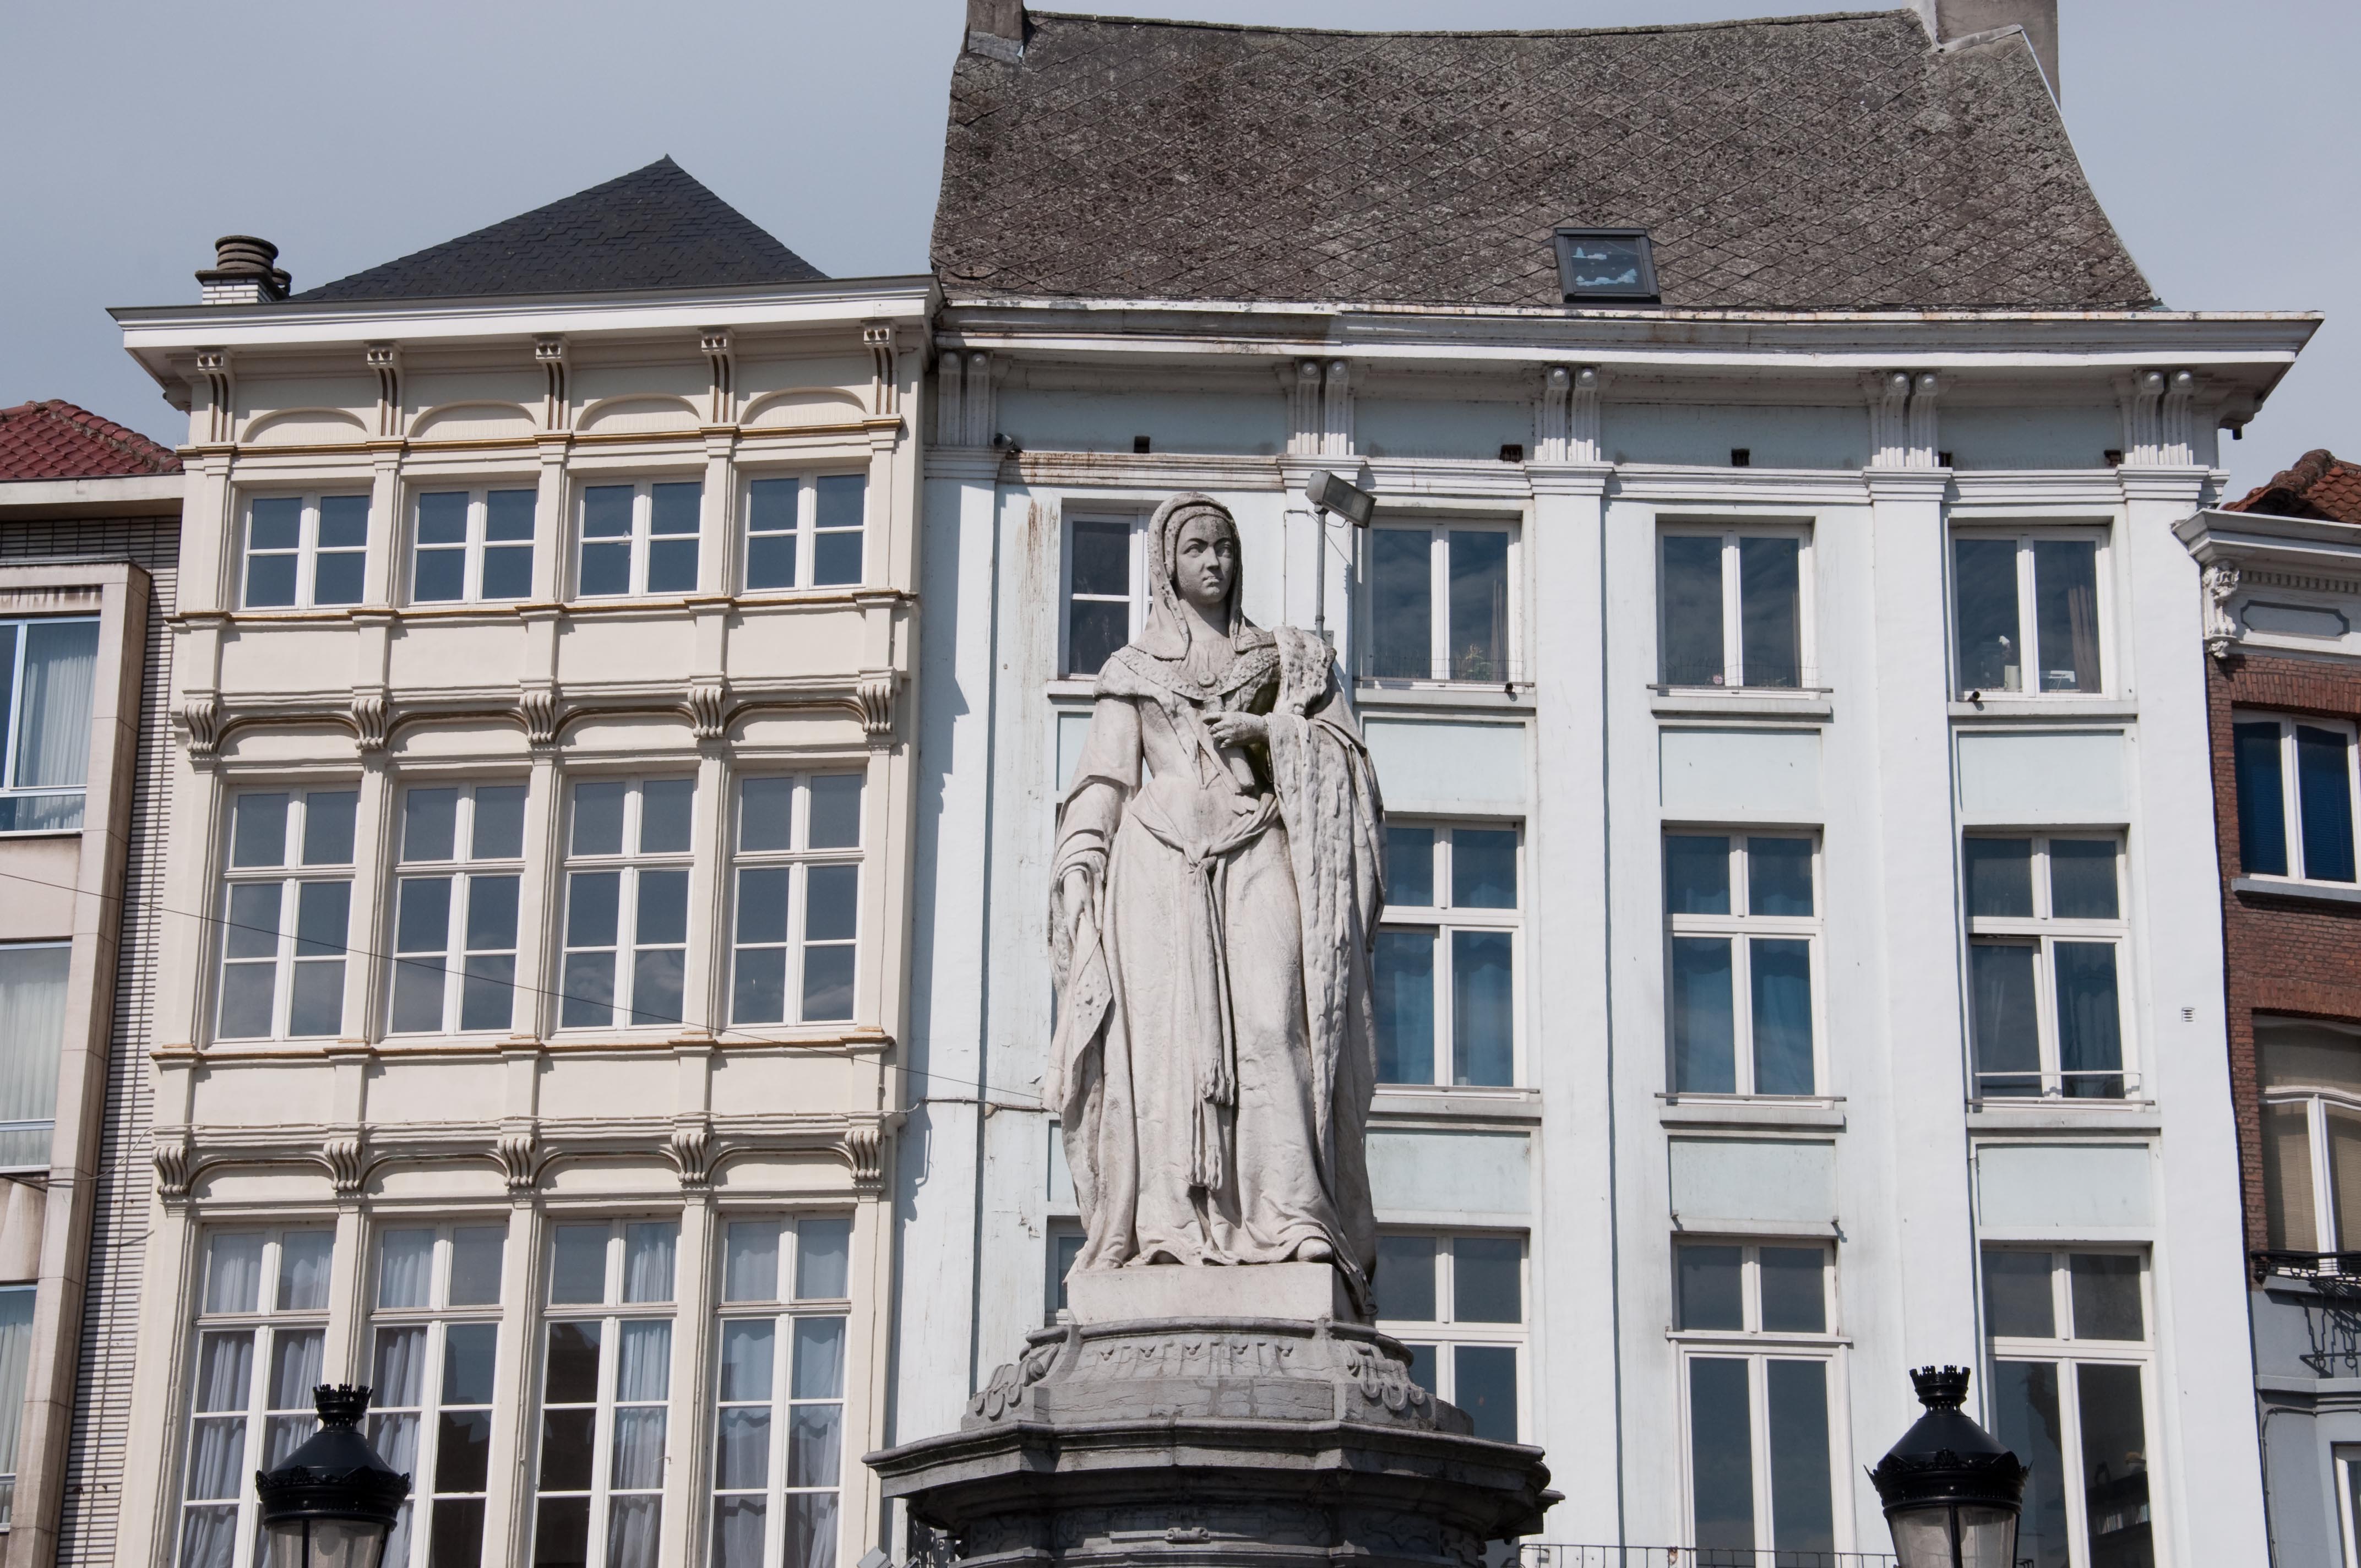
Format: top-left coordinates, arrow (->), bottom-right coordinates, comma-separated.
2226,448 -> 2361,526
0,399 -> 182,482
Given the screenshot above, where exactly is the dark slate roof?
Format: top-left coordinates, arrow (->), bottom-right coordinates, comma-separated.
0,400 -> 181,480
2227,449 -> 2361,526
933,8 -> 2157,312
292,157 -> 825,303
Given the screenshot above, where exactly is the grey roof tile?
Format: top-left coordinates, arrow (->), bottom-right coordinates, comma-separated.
932,8 -> 2156,311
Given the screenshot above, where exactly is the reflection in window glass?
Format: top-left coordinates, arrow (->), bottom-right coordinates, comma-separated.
1376,825 -> 1517,1088
1067,521 -> 1132,677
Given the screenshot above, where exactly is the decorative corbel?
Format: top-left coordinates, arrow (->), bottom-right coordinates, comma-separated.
1285,360 -> 1325,458
840,1122 -> 885,1191
854,672 -> 896,739
493,1125 -> 540,1195
321,1133 -> 367,1199
1863,371 -> 1913,468
194,349 -> 233,444
535,336 -> 570,431
350,688 -> 390,753
935,352 -> 967,447
517,684 -> 559,750
700,329 -> 735,426
2203,561 -> 2243,662
1569,366 -> 1606,464
154,1130 -> 194,1199
366,342 -> 401,439
2117,370 -> 2166,466
864,324 -> 899,419
962,351 -> 996,448
1320,359 -> 1353,458
2161,369 -> 2197,466
1906,372 -> 1941,467
179,694 -> 222,760
668,1118 -> 716,1193
686,678 -> 728,742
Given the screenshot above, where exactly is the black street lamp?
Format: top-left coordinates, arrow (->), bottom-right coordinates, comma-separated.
1869,1366 -> 2027,1568
255,1385 -> 410,1568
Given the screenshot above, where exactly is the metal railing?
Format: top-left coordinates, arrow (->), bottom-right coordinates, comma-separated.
1973,1070 -> 2144,1103
1358,654 -> 1530,688
1516,1549 -> 1896,1568
1655,660 -> 1822,693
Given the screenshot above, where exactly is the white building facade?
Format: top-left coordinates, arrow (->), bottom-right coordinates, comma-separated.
894,7 -> 2318,1568
101,165 -> 933,1568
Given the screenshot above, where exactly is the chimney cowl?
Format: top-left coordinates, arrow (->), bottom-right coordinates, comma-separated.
965,0 -> 1025,62
195,233 -> 291,305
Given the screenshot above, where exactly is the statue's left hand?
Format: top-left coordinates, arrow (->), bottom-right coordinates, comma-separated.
1206,711 -> 1267,748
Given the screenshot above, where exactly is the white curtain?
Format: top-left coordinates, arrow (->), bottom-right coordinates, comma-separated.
371,1326 -> 427,1409
376,1231 -> 433,1311
15,620 -> 97,790
616,1320 -> 671,1402
0,946 -> 67,1168
202,1238 -> 263,1317
622,1223 -> 676,1304
606,1495 -> 662,1568
0,1286 -> 33,1482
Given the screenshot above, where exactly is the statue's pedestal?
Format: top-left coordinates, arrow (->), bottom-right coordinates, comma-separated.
866,1267 -> 1555,1568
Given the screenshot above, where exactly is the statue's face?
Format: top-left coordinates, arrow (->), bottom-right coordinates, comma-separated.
1173,514 -> 1238,613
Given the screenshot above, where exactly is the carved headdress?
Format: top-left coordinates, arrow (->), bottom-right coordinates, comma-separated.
1131,493 -> 1272,663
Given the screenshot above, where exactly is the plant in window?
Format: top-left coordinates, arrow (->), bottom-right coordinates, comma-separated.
1953,532 -> 2104,696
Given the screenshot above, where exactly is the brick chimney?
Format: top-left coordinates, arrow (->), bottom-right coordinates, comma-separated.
1922,0 -> 2059,100
966,0 -> 1025,62
195,235 -> 291,305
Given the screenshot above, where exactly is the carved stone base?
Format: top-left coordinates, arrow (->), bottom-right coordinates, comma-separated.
867,1311 -> 1554,1568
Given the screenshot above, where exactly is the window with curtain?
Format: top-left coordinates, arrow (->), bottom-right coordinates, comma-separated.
2234,714 -> 2360,884
0,943 -> 69,1169
730,774 -> 864,1027
1063,516 -> 1140,677
0,616 -> 100,832
0,1284 -> 32,1528
1364,522 -> 1515,683
2256,1019 -> 2361,1259
1965,835 -> 2130,1099
1373,823 -> 1520,1087
535,1219 -> 677,1568
388,783 -> 526,1036
1951,529 -> 2107,697
1658,525 -> 1811,689
1664,832 -> 1821,1097
1673,1240 -> 1844,1560
367,1223 -> 505,1568
561,778 -> 695,1030
712,1215 -> 855,1568
216,789 -> 357,1042
176,1228 -> 334,1568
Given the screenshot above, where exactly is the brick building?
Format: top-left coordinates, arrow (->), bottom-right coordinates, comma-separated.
2178,448 -> 2361,1565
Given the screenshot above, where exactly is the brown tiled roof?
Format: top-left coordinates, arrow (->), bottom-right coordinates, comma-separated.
2226,449 -> 2361,526
933,8 -> 2157,311
0,400 -> 181,481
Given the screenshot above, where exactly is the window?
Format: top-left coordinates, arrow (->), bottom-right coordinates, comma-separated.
731,775 -> 862,1027
1044,1223 -> 1085,1324
1673,1240 -> 1842,1561
412,488 -> 535,604
0,944 -> 69,1169
0,616 -> 100,831
1658,526 -> 1808,689
1664,834 -> 1820,1097
1953,530 -> 2106,696
1552,228 -> 1659,303
1064,516 -> 1139,678
2234,715 -> 2358,883
2257,1020 -> 2361,1255
0,1286 -> 32,1527
176,1227 -> 335,1568
1375,824 -> 1519,1087
1983,1248 -> 2154,1568
242,494 -> 368,609
1965,835 -> 2129,1099
217,789 -> 357,1041
712,1216 -> 855,1568
1365,523 -> 1513,683
744,474 -> 866,591
1373,1233 -> 1524,1442
2338,1447 -> 2361,1568
561,779 -> 694,1030
389,785 -> 526,1036
576,481 -> 700,598
368,1224 -> 507,1568
535,1219 -> 677,1568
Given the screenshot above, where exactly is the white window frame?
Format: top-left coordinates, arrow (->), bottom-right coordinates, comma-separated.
216,788 -> 356,1043
0,941 -> 70,1173
1950,524 -> 2113,699
710,1213 -> 857,1568
2234,712 -> 2361,886
531,1218 -> 679,1568
727,774 -> 864,1030
1964,832 -> 2134,1101
406,484 -> 537,606
1060,512 -> 1147,678
2336,1444 -> 2361,1568
1655,521 -> 1815,691
1663,830 -> 1824,1098
558,777 -> 697,1032
1375,820 -> 1523,1090
175,1227 -> 336,1568
239,492 -> 370,610
0,1283 -> 32,1527
1669,1238 -> 1851,1559
1371,1230 -> 1527,1442
2256,1019 -> 2361,1256
387,782 -> 527,1037
1359,519 -> 1521,686
739,471 -> 870,593
1982,1246 -> 2158,1568
0,613 -> 102,831
573,477 -> 703,599
366,1221 -> 508,1568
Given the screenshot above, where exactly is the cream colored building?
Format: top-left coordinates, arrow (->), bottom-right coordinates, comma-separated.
101,161 -> 931,1568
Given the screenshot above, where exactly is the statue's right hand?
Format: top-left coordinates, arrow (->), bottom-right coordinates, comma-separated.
1058,868 -> 1092,946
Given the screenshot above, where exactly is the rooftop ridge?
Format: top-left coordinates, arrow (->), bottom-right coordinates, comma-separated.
1020,6 -> 1919,42
0,399 -> 182,481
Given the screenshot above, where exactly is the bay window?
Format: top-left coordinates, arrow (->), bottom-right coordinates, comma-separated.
1658,525 -> 1808,689
712,1215 -> 855,1568
242,494 -> 368,609
2257,1019 -> 2361,1256
2234,714 -> 2358,884
389,783 -> 526,1036
368,1223 -> 506,1568
1664,832 -> 1820,1097
412,488 -> 536,604
577,481 -> 701,598
0,614 -> 100,831
1953,529 -> 2106,696
1965,834 -> 2129,1099
1373,1232 -> 1524,1443
743,473 -> 867,591
730,774 -> 863,1027
1374,823 -> 1519,1087
216,788 -> 356,1041
561,778 -> 695,1030
534,1219 -> 677,1568
1365,522 -> 1513,684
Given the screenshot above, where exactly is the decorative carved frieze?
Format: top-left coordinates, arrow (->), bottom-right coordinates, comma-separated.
193,349 -> 233,444
535,336 -> 570,429
700,329 -> 735,425
366,342 -> 401,438
865,324 -> 899,418
350,688 -> 390,753
686,678 -> 728,742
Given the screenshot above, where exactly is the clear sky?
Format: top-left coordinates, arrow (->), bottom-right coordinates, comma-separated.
4,1 -> 2349,497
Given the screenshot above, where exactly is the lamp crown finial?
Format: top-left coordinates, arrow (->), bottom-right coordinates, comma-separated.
312,1384 -> 373,1429
1909,1365 -> 1971,1411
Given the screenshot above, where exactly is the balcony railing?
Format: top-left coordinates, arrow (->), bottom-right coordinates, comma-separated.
1517,1548 -> 1896,1568
1973,1069 -> 2143,1103
2252,1250 -> 2361,1289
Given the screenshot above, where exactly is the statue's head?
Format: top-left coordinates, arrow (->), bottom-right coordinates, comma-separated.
1172,507 -> 1239,616
1139,494 -> 1245,657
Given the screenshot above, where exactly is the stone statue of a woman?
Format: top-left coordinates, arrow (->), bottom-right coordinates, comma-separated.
1048,493 -> 1385,1315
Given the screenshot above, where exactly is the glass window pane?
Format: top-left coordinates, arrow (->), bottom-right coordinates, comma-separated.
809,774 -> 863,850
1069,521 -> 1130,598
815,473 -> 865,532
14,619 -> 97,791
1446,531 -> 1508,682
1982,1250 -> 2055,1338
1738,536 -> 1801,689
1067,600 -> 1128,679
787,1404 -> 842,1489
1661,535 -> 1725,687
714,1498 -> 767,1568
302,792 -> 357,866
318,495 -> 369,551
1676,1244 -> 1743,1331
786,1491 -> 836,1568
204,1234 -> 265,1314
1759,1248 -> 1825,1333
1749,938 -> 1815,1097
224,881 -> 281,960
466,875 -> 520,954
813,475 -> 865,586
1766,1359 -> 1835,1553
2053,941 -> 2124,1097
1453,1344 -> 1517,1442
639,778 -> 694,855
1376,1235 -> 1436,1321
739,777 -> 796,853
450,1226 -> 505,1307
806,864 -> 857,943
443,1322 -> 499,1407
278,1232 -> 333,1311
801,944 -> 855,1023
2333,1108 -> 2361,1257
1954,537 -> 2022,693
1451,829 -> 1517,909
733,950 -> 787,1028
1450,930 -> 1514,1087
725,1221 -> 781,1303
649,482 -> 701,536
2298,725 -> 2357,881
487,488 -> 536,542
792,1316 -> 846,1400
2234,721 -> 2291,876
1963,837 -> 2034,919
2069,1254 -> 2144,1341
615,1319 -> 671,1402
1688,1357 -> 1755,1551
571,782 -> 625,857
549,1226 -> 607,1306
1369,530 -> 1433,681
295,881 -> 351,957
376,1229 -> 433,1309
1402,1342 -> 1438,1399
1746,837 -> 1813,917
246,549 -> 298,609
0,945 -> 67,1129
1969,942 -> 2041,1095
1373,930 -> 1435,1086
565,871 -> 621,951
232,793 -> 290,868
437,1409 -> 493,1496
394,878 -> 451,962
719,1320 -> 775,1402
1385,827 -> 1434,908
2075,1364 -> 2152,1566
715,1407 -> 771,1489
635,868 -> 689,949
534,1498 -> 591,1568
622,1222 -> 676,1304
797,1218 -> 852,1300
2260,1023 -> 2361,1094
747,482 -> 798,591
2032,538 -> 2102,693
1664,835 -> 1731,916
249,497 -> 302,551
372,1327 -> 427,1409
462,787 -> 526,863
2047,839 -> 2120,920
1670,937 -> 1736,1095
1452,1237 -> 1520,1323
402,790 -> 458,862
482,543 -> 533,601
749,477 -> 798,534
312,547 -> 365,607
2263,1102 -> 2319,1251
579,540 -> 630,598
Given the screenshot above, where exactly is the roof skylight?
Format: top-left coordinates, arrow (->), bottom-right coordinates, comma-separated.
1553,228 -> 1660,304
